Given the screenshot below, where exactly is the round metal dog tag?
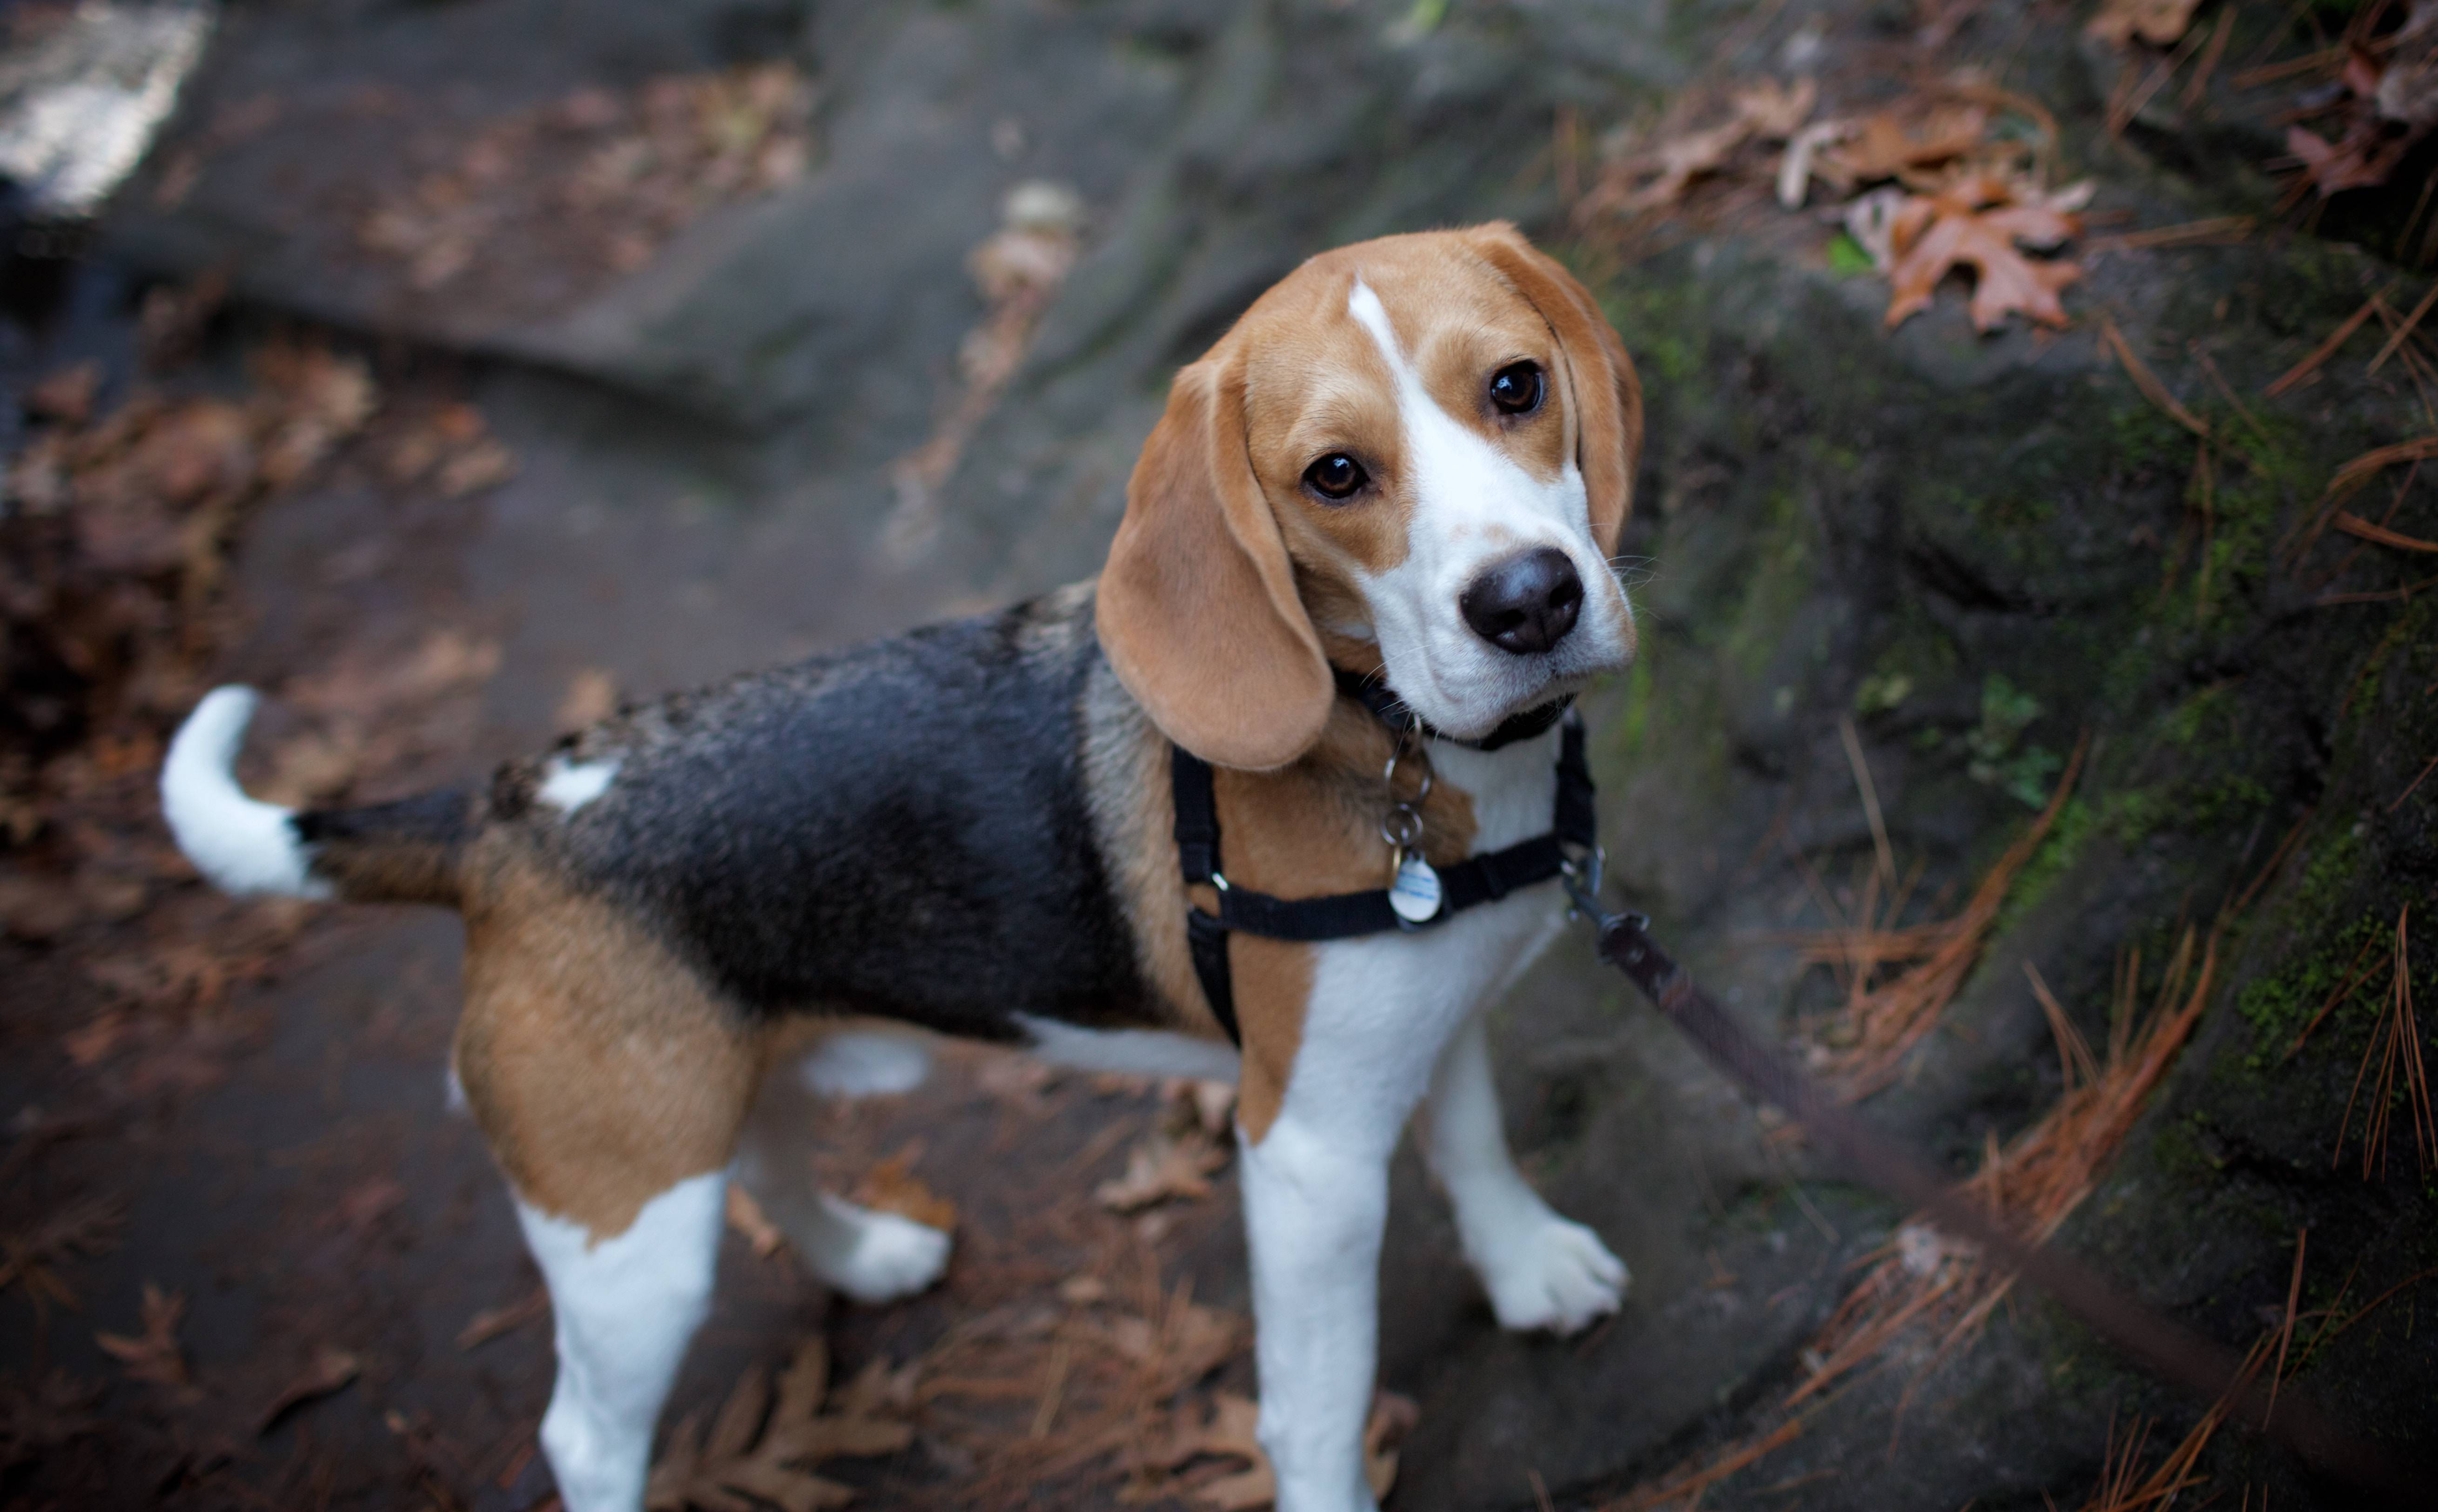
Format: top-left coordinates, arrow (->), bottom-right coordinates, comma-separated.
1389,853 -> 1443,924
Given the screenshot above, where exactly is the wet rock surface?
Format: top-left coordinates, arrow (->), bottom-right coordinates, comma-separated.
5,0 -> 2433,1507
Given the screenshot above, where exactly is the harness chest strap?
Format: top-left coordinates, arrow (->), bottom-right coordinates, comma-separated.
1170,707 -> 1598,1046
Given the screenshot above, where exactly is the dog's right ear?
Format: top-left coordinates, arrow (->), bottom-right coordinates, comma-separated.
1096,354 -> 1333,770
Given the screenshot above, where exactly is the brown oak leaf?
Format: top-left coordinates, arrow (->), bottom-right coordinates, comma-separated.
95,1284 -> 188,1388
645,1336 -> 913,1512
2288,47 -> 2438,200
1095,1127 -> 1229,1213
1149,1391 -> 1419,1510
1589,76 -> 1816,213
1883,174 -> 2087,331
1816,107 -> 1988,190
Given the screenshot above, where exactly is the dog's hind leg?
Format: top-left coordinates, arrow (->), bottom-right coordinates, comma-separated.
453,872 -> 762,1512
514,1172 -> 727,1512
732,1046 -> 951,1304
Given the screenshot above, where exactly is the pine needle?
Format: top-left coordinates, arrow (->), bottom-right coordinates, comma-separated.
1814,733 -> 2089,1097
2263,289 -> 2390,397
2333,906 -> 2432,1179
2102,320 -> 2209,437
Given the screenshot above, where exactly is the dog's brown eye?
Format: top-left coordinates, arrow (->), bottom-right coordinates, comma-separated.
1490,362 -> 1544,416
1304,452 -> 1368,500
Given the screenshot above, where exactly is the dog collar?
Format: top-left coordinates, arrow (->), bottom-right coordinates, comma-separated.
1170,705 -> 1599,1046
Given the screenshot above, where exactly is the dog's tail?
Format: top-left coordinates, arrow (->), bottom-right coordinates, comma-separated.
162,686 -> 471,907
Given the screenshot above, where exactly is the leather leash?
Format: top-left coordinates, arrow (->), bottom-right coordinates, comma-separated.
1585,907 -> 2422,1505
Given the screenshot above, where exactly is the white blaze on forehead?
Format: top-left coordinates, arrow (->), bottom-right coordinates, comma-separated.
539,755 -> 620,813
1342,275 -> 1611,726
1343,276 -> 1593,567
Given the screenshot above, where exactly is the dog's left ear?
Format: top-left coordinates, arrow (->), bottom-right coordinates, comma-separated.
1466,223 -> 1644,557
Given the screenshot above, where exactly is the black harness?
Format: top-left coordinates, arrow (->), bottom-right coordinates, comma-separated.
1169,670 -> 1599,1045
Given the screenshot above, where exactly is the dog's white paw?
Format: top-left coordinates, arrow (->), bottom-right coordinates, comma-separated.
816,1196 -> 952,1304
1476,1215 -> 1628,1335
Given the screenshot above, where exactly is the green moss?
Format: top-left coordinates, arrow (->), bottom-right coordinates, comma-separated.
2107,401 -> 2197,476
2004,793 -> 2097,924
2152,1116 -> 2224,1184
2233,826 -> 2382,1071
2162,682 -> 2236,750
1966,673 -> 2062,808
2186,773 -> 2272,830
1599,283 -> 1700,388
2239,908 -> 2391,1073
2104,786 -> 2172,847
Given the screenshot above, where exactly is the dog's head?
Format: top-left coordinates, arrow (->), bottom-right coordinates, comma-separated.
1098,223 -> 1643,768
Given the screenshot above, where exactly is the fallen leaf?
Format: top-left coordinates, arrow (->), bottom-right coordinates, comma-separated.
1585,77 -> 1816,215
1817,107 -> 1988,189
95,1284 -> 187,1387
850,1144 -> 957,1232
885,181 -> 1084,558
358,62 -> 816,311
60,1011 -> 131,1067
1165,1393 -> 1267,1510
1729,76 -> 1817,139
457,1287 -> 550,1351
1160,1298 -> 1245,1388
2287,44 -> 2438,200
1882,173 -> 2086,331
435,438 -> 517,497
1095,1127 -> 1229,1213
0,1371 -> 102,1465
726,1185 -> 787,1259
0,1197 -> 124,1310
645,1335 -> 912,1512
259,1347 -> 361,1432
1152,1391 -> 1418,1510
2287,118 -> 2416,199
0,871 -> 87,941
2086,0 -> 2203,47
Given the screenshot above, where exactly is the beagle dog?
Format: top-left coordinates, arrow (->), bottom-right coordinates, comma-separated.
161,222 -> 1643,1512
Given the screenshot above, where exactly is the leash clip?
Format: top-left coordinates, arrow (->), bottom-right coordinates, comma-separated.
1559,842 -> 1608,921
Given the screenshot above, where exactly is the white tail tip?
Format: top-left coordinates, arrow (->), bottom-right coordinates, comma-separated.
160,686 -> 331,899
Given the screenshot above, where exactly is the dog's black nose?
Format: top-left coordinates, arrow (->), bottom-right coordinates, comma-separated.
1460,547 -> 1583,655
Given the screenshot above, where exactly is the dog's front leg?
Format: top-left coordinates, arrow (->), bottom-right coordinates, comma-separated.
1423,1012 -> 1626,1333
1239,1113 -> 1393,1512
